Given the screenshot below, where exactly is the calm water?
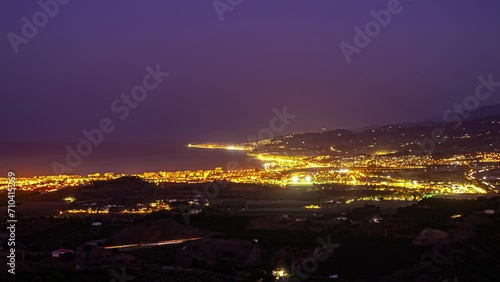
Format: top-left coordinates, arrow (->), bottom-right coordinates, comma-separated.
0,142 -> 261,177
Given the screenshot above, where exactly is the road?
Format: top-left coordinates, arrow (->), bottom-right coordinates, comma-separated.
103,236 -> 204,251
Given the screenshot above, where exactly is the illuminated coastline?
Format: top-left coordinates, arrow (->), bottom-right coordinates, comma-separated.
187,143 -> 253,151
2,151 -> 498,197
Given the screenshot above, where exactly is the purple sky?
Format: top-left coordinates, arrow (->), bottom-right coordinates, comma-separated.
1,1 -> 500,175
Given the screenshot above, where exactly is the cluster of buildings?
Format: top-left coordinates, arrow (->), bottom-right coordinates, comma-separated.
0,173 -> 125,192
1,149 -> 498,197
322,154 -> 431,168
138,167 -> 258,184
60,200 -> 171,216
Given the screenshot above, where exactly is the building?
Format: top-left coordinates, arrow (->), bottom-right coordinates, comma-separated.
52,249 -> 73,258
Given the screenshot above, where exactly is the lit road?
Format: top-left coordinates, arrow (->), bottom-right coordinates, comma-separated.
103,237 -> 204,251
467,166 -> 499,191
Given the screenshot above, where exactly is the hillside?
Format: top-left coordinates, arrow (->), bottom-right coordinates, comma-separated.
253,111 -> 500,157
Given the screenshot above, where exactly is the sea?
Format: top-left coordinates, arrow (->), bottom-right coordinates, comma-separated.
0,142 -> 262,177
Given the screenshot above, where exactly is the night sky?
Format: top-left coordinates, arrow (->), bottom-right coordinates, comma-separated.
1,1 -> 500,175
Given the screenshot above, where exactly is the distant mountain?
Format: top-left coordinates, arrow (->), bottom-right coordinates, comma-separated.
350,125 -> 380,133
320,104 -> 500,136
255,113 -> 500,157
429,103 -> 500,123
466,103 -> 500,121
